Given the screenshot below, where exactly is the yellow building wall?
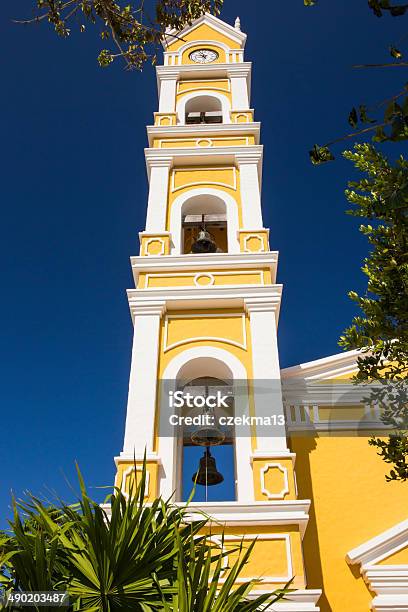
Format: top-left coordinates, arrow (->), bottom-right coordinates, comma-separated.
153,137 -> 254,149
204,524 -> 306,590
291,434 -> 408,611
167,23 -> 240,55
166,166 -> 243,229
137,269 -> 271,289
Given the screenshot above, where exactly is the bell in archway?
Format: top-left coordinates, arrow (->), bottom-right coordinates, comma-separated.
192,447 -> 224,486
191,228 -> 217,253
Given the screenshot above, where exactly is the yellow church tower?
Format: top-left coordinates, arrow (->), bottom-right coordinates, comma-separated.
112,12 -> 320,609
112,11 -> 408,611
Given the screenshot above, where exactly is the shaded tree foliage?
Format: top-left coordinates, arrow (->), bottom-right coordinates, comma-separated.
16,1 -> 223,69
339,144 -> 408,481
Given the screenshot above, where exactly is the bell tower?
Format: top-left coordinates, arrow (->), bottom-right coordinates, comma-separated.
114,12 -> 321,609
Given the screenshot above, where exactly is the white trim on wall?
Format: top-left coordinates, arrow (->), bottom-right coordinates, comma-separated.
176,90 -> 231,124
260,463 -> 290,500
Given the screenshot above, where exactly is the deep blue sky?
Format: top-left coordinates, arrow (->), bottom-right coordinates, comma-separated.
1,2 -> 406,522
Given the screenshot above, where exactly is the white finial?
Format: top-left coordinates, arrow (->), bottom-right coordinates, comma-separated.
234,16 -> 241,31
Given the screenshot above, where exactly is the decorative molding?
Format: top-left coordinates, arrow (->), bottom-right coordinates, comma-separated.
146,122 -> 261,148
131,251 -> 278,269
347,520 -> 408,568
168,187 -> 240,255
176,89 -> 231,124
130,251 -> 278,288
179,500 -> 311,537
251,452 -> 297,464
144,145 -> 264,178
170,165 -> 237,192
115,453 -> 161,466
162,13 -> 247,50
156,63 -> 252,84
243,233 -> 265,253
347,520 -> 408,609
143,237 -> 165,256
209,533 -> 293,584
176,77 -> 231,96
129,300 -> 166,319
260,463 -> 290,500
121,465 -> 150,500
193,272 -> 215,286
143,269 -> 264,290
128,285 -> 282,318
163,312 -> 247,352
281,349 -> 361,382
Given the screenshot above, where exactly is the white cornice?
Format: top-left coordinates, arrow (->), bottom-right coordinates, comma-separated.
130,251 -> 278,285
177,499 -> 310,536
127,285 -> 282,321
146,121 -> 261,147
162,13 -> 247,50
101,499 -> 311,537
144,144 -> 263,177
156,62 -> 252,89
115,452 -> 162,466
347,519 -> 408,568
347,522 -> 408,607
281,349 -> 360,381
282,380 -> 380,405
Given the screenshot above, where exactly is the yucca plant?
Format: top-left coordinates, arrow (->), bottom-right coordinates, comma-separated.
158,529 -> 291,612
0,461 -> 292,611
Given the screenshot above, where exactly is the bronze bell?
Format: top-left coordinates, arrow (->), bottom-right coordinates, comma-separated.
192,447 -> 224,486
191,229 -> 217,253
191,424 -> 225,447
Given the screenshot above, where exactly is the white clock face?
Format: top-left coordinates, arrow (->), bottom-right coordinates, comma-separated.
189,49 -> 219,64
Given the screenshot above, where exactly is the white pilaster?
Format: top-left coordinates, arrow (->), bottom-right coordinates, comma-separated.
245,298 -> 289,453
123,301 -> 166,454
236,152 -> 263,229
145,157 -> 172,232
158,71 -> 178,113
229,68 -> 250,109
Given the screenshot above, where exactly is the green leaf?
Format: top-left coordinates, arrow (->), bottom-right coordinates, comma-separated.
389,45 -> 403,59
309,144 -> 335,165
348,107 -> 358,128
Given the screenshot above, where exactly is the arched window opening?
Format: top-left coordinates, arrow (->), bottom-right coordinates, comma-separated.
175,359 -> 237,503
181,195 -> 228,254
185,95 -> 223,125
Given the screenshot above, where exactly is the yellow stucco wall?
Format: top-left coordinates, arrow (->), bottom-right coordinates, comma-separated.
137,268 -> 271,289
291,434 -> 408,611
166,166 -> 243,229
203,524 -> 306,590
167,23 -> 240,54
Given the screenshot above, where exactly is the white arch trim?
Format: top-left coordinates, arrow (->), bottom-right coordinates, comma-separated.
157,346 -> 254,502
176,90 -> 231,125
169,187 -> 240,255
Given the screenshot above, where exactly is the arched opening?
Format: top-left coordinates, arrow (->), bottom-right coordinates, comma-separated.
184,95 -> 223,125
175,357 -> 236,503
181,194 -> 228,254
